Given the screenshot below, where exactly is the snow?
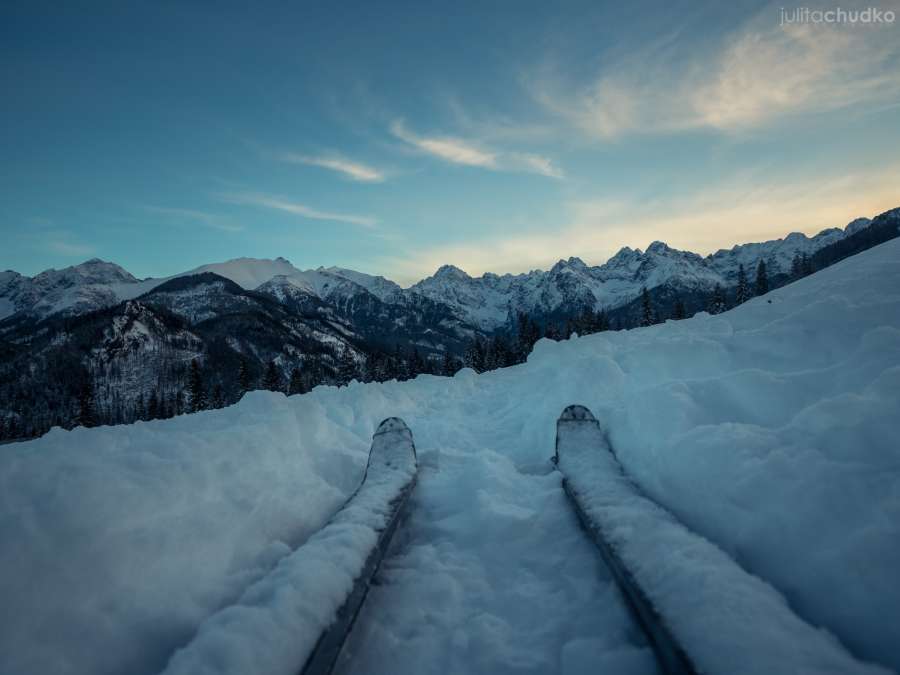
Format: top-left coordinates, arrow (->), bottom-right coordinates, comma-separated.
190,257 -> 301,291
161,418 -> 417,675
0,394 -> 369,675
556,407 -> 887,675
322,266 -> 403,302
2,238 -> 898,674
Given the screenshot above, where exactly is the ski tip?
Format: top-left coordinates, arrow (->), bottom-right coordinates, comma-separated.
558,404 -> 598,423
374,417 -> 410,436
370,417 -> 417,466
555,405 -> 603,466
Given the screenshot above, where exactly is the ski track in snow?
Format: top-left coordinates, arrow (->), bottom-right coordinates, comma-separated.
333,394 -> 658,675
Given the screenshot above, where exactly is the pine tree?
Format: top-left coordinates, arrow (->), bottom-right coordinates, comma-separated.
791,253 -> 803,279
708,284 -> 727,315
302,358 -> 324,391
147,390 -> 159,420
734,264 -> 750,305
188,359 -> 207,413
262,360 -> 282,391
407,348 -> 426,378
337,349 -> 358,385
673,298 -> 687,320
640,286 -> 655,327
238,357 -> 253,396
464,337 -> 486,372
211,384 -> 225,409
441,351 -> 460,376
544,322 -> 562,341
515,313 -> 540,362
755,259 -> 769,296
77,378 -> 96,428
801,252 -> 813,277
288,367 -> 304,396
490,335 -> 511,369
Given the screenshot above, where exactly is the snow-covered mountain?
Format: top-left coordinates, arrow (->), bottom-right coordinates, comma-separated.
1,210 -> 895,333
0,258 -> 142,320
410,219 -> 868,329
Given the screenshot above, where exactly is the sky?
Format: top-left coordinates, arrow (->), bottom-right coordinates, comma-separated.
2,0 -> 900,285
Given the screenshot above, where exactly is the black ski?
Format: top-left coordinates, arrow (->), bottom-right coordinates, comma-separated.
300,417 -> 418,675
554,404 -> 698,675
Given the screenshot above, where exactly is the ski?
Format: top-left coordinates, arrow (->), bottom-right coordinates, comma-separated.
554,405 -> 699,675
300,417 -> 418,675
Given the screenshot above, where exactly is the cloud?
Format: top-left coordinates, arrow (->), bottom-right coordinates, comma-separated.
47,240 -> 95,257
391,120 -> 497,167
279,153 -> 386,182
390,120 -> 563,178
376,163 -> 900,283
533,14 -> 900,138
508,153 -> 565,179
145,206 -> 244,232
223,192 -> 377,228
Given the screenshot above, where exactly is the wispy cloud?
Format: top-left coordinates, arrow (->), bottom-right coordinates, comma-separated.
222,192 -> 377,228
145,206 -> 244,232
390,120 -> 563,178
508,152 -> 565,179
279,153 -> 386,182
47,239 -> 95,257
391,120 -> 497,167
533,15 -> 900,139
376,163 -> 900,283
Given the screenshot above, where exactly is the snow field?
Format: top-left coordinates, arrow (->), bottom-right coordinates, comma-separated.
1,238 -> 898,674
0,394 -> 370,675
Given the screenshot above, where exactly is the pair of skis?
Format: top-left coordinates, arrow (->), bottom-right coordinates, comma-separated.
297,407 -> 878,675
301,409 -> 692,675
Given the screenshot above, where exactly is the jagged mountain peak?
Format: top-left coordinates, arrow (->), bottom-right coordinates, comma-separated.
38,258 -> 138,284
646,241 -> 671,255
550,256 -> 589,274
432,264 -> 471,280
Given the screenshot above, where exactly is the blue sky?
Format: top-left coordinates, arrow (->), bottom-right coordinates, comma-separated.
3,0 -> 899,284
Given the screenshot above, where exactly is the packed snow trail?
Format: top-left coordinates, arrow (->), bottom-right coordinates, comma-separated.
333,391 -> 659,675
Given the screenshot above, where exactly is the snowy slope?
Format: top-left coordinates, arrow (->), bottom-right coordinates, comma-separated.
2,237 -> 898,674
189,256 -> 300,290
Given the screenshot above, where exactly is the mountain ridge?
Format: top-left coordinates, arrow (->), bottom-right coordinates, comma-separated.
2,210 -> 896,331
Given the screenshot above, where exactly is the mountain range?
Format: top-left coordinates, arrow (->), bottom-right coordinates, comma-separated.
1,207 -> 898,440
0,213 -> 882,331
